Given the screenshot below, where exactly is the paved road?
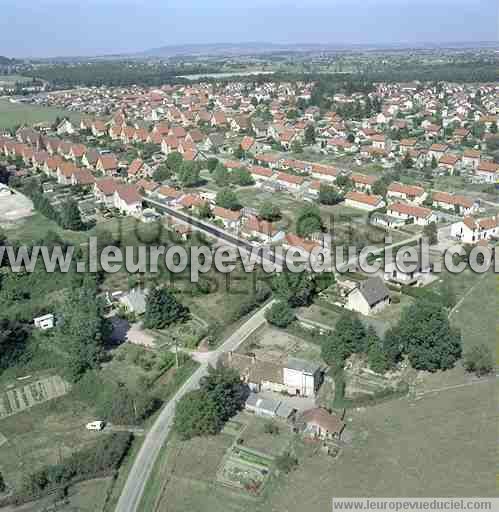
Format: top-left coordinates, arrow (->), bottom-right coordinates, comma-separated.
115,300 -> 275,512
143,196 -> 285,269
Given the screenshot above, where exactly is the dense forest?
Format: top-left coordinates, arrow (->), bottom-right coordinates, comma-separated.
21,56 -> 499,89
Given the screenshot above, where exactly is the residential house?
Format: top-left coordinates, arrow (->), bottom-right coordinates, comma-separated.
223,352 -> 322,397
276,172 -> 304,191
450,216 -> 499,244
91,120 -> 107,137
399,138 -> 417,154
462,149 -> 481,170
96,154 -> 119,176
310,163 -> 338,183
213,206 -> 242,230
345,191 -> 385,212
387,182 -> 426,204
283,233 -> 321,255
249,165 -> 273,183
387,202 -> 435,226
475,161 -> 499,184
243,215 -> 278,242
71,168 -> 96,187
346,276 -> 390,316
438,154 -> 461,174
127,158 -> 151,180
113,184 -> 143,217
351,174 -> 377,193
428,143 -> 449,163
94,178 -> 119,207
432,191 -> 476,216
298,408 -> 345,440
82,149 -> 100,169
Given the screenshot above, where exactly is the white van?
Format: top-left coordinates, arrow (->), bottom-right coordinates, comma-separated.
86,420 -> 106,431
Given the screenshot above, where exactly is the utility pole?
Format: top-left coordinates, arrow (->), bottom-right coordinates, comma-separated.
173,335 -> 179,369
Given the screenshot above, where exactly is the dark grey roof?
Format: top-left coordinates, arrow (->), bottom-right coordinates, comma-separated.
358,277 -> 390,307
208,133 -> 225,146
285,357 -> 321,375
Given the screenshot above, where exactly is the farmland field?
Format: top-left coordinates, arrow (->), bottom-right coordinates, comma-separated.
0,98 -> 81,130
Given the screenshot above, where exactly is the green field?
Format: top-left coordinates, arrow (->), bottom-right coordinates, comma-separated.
0,98 -> 81,130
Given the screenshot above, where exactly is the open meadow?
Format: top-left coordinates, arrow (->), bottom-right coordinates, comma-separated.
0,99 -> 80,130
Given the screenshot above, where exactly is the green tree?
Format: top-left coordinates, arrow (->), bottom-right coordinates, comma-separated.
490,122 -> 498,134
234,145 -> 244,159
216,188 -> 241,210
398,299 -> 461,371
206,157 -> 219,172
296,203 -> 323,237
0,319 -> 30,371
402,152 -> 414,169
258,201 -> 281,221
57,279 -> 107,382
173,389 -> 221,440
60,198 -> 84,231
463,344 -> 494,377
366,326 -> 389,374
214,163 -> 230,186
272,271 -> 316,307
275,452 -> 298,473
335,174 -> 352,189
232,167 -> 254,186
200,364 -> 246,423
423,222 -> 438,245
304,125 -> 316,145
383,327 -> 403,367
197,201 -> 212,219
265,300 -> 295,328
166,151 -> 183,171
177,161 -> 200,187
431,156 -> 438,169
152,164 -> 172,182
143,287 -> 189,329
319,184 -> 343,205
321,312 -> 367,369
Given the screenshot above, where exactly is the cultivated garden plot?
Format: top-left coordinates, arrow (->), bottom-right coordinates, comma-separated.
0,375 -> 71,419
217,445 -> 273,495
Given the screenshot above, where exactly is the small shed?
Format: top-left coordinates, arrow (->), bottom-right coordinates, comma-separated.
34,314 -> 55,330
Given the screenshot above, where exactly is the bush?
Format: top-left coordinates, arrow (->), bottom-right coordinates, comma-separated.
463,344 -> 494,377
21,433 -> 132,497
275,452 -> 298,474
263,421 -> 279,435
265,301 -> 295,328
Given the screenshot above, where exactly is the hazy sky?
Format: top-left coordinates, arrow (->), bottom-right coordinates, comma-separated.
1,0 -> 498,58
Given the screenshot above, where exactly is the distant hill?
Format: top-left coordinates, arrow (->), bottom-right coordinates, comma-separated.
140,41 -> 499,58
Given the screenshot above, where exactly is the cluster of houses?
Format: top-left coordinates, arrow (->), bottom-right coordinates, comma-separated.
1,75 -> 497,259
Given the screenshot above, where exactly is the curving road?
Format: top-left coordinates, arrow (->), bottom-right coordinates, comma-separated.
114,300 -> 275,512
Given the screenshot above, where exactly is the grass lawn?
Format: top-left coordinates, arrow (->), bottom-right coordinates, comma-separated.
0,390 -> 104,490
0,99 -> 81,130
448,271 -> 496,353
237,413 -> 294,458
263,379 -> 496,510
4,211 -> 90,245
